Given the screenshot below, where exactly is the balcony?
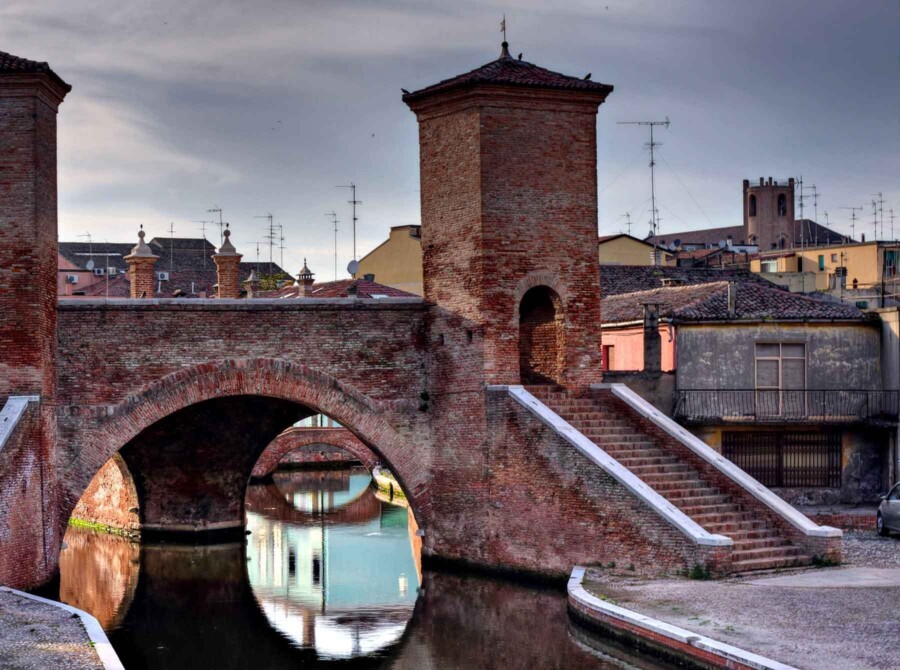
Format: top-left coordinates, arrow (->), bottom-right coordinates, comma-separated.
674,389 -> 900,426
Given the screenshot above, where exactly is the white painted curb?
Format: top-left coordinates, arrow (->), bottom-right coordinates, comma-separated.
567,567 -> 797,670
0,587 -> 125,670
489,385 -> 731,548
592,383 -> 842,540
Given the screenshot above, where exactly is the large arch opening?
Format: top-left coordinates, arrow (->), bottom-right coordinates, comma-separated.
518,285 -> 565,385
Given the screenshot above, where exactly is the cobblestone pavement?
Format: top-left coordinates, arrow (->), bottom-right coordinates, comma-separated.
0,590 -> 104,670
583,531 -> 900,670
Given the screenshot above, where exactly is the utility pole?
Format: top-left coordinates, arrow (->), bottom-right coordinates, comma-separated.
336,183 -> 362,261
255,213 -> 275,275
326,211 -> 339,281
840,206 -> 862,242
620,212 -> 632,235
617,118 -> 670,262
207,206 -> 226,244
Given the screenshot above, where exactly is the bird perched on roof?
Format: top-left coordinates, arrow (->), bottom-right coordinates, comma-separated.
584,73 -> 592,80
401,88 -> 410,94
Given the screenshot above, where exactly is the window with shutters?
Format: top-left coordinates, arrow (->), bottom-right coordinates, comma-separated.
755,342 -> 806,416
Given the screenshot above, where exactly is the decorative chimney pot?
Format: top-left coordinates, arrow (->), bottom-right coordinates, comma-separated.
123,227 -> 159,298
243,268 -> 260,299
212,226 -> 243,299
297,258 -> 315,297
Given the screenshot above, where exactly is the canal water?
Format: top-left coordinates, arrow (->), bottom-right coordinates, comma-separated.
56,467 -> 674,669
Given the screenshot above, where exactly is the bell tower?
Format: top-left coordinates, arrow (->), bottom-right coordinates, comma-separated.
404,42 -> 613,395
744,177 -> 795,251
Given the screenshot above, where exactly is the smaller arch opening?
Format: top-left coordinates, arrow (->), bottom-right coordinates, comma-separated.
749,194 -> 757,217
777,193 -> 787,216
519,285 -> 565,385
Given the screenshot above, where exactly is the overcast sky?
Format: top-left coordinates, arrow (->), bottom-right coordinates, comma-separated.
2,1 -> 897,278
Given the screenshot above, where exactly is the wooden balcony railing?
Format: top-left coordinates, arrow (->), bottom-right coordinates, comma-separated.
674,389 -> 900,425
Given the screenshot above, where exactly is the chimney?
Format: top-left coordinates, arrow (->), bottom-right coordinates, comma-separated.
347,281 -> 358,297
124,226 -> 159,298
363,273 -> 375,282
297,258 -> 315,297
212,225 -> 243,298
861,233 -> 866,243
641,303 -> 661,375
727,281 -> 737,318
243,268 -> 260,298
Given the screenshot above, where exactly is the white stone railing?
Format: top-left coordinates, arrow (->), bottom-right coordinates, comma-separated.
592,383 -> 842,539
487,385 -> 732,548
0,396 -> 39,454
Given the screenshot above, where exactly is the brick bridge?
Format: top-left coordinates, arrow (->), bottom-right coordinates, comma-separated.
251,427 -> 379,478
0,44 -> 840,589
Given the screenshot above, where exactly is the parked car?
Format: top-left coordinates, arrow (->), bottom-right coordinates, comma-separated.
877,483 -> 900,536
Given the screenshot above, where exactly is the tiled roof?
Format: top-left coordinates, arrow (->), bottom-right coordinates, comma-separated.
403,47 -> 612,103
0,49 -> 71,92
600,265 -> 772,297
602,281 -> 866,325
75,263 -> 284,298
258,279 -> 419,299
648,225 -> 747,248
58,242 -> 134,272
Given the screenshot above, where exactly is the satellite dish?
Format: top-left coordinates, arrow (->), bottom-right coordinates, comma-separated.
85,259 -> 95,270
347,259 -> 360,276
673,239 -> 681,248
718,239 -> 726,248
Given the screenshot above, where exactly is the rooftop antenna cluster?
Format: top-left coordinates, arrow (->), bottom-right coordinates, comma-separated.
189,219 -> 215,269
617,117 -> 670,263
167,221 -> 176,274
256,213 -> 276,275
871,192 -> 884,240
620,212 -> 632,235
76,232 -> 94,269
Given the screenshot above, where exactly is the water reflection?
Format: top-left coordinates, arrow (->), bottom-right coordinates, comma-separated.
59,468 -> 670,669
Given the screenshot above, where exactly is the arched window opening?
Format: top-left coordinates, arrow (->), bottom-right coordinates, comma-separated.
519,286 -> 565,385
749,194 -> 757,217
777,193 -> 787,216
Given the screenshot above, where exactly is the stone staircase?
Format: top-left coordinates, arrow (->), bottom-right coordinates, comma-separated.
527,386 -> 809,572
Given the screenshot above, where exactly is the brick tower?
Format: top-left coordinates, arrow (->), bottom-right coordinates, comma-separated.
743,177 -> 795,251
0,51 -> 70,587
404,41 -> 613,393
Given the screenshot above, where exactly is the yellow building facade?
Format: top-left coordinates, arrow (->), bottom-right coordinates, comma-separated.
353,225 -> 424,296
598,234 -> 675,266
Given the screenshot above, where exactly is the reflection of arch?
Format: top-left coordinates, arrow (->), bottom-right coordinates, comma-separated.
519,285 -> 565,384
63,358 -> 428,536
245,479 -> 382,526
252,427 -> 378,478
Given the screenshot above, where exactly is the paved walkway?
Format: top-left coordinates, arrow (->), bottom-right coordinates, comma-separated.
0,589 -> 106,670
583,531 -> 900,670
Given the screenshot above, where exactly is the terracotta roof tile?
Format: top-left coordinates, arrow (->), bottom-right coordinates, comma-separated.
0,49 -> 71,91
403,49 -> 612,103
257,279 -> 419,300
600,265 -> 771,297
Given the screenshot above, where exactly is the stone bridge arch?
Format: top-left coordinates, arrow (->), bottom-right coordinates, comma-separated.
60,358 -> 430,539
251,427 -> 379,479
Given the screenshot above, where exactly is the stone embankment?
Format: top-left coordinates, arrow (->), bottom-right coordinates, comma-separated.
0,587 -> 123,670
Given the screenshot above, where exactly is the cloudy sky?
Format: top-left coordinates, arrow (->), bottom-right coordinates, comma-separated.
2,1 -> 897,278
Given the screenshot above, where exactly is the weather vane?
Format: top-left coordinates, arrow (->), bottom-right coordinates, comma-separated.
501,14 -> 507,42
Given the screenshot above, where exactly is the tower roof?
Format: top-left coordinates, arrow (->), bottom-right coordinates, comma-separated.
0,49 -> 71,92
402,42 -> 612,104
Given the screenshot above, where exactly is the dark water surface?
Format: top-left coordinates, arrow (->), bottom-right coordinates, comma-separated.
57,468 -> 672,669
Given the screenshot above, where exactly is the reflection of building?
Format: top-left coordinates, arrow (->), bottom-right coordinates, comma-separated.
246,472 -> 419,660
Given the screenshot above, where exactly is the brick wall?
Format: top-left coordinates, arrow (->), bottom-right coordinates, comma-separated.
69,453 -> 140,534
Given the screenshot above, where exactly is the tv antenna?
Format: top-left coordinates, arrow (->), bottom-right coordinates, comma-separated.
277,223 -> 286,271
619,212 -> 633,235
617,117 -> 670,256
839,206 -> 862,241
190,220 -> 215,269
336,183 -> 362,261
255,213 -> 275,275
871,192 -> 884,240
326,211 -> 339,281
890,209 -> 896,242
77,232 -> 95,270
871,200 -> 879,241
801,182 -> 819,246
167,222 -> 176,274
207,206 -> 226,244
